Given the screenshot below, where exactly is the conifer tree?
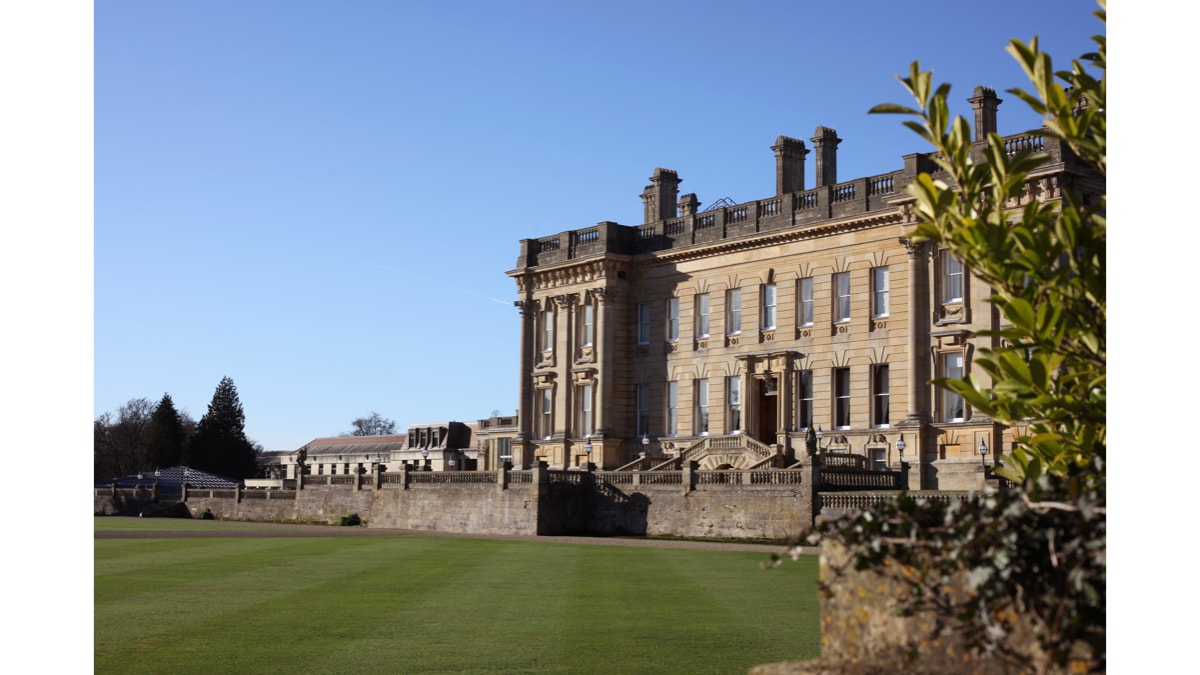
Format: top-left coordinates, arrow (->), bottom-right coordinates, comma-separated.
191,376 -> 260,479
145,393 -> 188,470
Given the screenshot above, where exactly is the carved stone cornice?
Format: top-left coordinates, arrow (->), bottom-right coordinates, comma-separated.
510,258 -> 631,293
899,237 -> 930,259
514,299 -> 537,316
655,212 -> 905,265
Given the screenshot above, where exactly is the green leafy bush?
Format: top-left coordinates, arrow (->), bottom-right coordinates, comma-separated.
199,508 -> 215,520
772,4 -> 1106,673
339,513 -> 362,526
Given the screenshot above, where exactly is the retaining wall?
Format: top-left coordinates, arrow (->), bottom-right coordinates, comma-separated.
95,469 -> 816,540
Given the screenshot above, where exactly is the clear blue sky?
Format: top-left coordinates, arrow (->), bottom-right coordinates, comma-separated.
91,1 -> 1103,451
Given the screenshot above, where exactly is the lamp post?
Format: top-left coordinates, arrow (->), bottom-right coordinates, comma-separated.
584,435 -> 593,468
182,466 -> 190,487
448,458 -> 456,471
896,434 -> 906,465
978,438 -> 988,469
641,434 -> 649,455
421,447 -> 430,471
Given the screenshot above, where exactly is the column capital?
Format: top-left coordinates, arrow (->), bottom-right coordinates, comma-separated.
589,287 -> 619,305
553,293 -> 580,309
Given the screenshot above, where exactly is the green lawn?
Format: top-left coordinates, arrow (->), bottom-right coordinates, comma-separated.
95,520 -> 821,674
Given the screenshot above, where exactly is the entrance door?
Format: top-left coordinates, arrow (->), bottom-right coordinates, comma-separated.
756,378 -> 778,445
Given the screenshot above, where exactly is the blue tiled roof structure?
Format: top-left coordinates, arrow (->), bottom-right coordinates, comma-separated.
94,466 -> 239,490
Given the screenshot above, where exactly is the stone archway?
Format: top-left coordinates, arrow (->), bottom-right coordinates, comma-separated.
697,452 -> 756,470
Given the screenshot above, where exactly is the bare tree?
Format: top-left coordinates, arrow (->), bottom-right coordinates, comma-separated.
343,412 -> 397,437
93,397 -> 156,480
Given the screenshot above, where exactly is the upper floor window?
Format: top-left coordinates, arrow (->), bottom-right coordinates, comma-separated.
871,267 -> 889,318
941,250 -> 964,303
666,297 -> 679,342
695,293 -> 710,338
798,278 -> 814,326
579,302 -> 595,347
761,283 -> 777,329
872,364 -> 889,427
540,305 -> 555,353
726,288 -> 742,335
637,303 -> 651,345
834,272 -> 851,323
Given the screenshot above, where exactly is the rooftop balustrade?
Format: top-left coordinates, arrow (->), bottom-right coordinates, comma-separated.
513,132 -> 1071,270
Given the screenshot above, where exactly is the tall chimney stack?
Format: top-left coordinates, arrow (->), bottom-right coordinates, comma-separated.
811,126 -> 842,188
641,168 -> 681,223
771,136 -> 809,195
968,86 -> 1002,141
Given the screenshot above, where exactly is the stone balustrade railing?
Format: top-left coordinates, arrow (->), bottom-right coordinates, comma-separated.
818,467 -> 903,490
515,132 -> 1071,270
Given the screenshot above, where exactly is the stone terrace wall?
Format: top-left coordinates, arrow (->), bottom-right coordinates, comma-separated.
369,484 -> 539,535
586,484 -> 812,540
97,467 -> 818,541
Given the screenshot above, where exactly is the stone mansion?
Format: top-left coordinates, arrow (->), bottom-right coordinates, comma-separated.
502,87 -> 1102,490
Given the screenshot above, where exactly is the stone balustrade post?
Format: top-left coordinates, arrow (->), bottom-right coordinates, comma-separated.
683,461 -> 698,495
400,464 -> 410,491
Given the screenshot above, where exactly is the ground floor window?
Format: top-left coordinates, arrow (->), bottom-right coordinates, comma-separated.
796,370 -> 813,430
833,367 -> 850,429
940,353 -> 965,421
872,364 -> 889,427
727,376 -> 741,433
695,379 -> 710,435
539,388 -> 554,439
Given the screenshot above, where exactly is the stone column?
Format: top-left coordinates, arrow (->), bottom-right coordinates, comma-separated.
593,288 -> 618,439
773,354 -> 789,452
513,298 -> 537,469
553,293 -> 578,469
900,237 -> 931,489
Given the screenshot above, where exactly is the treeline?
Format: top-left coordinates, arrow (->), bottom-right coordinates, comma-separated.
94,376 -> 261,481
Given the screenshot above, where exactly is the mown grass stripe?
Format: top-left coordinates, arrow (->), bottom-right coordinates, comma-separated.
96,528 -> 819,674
